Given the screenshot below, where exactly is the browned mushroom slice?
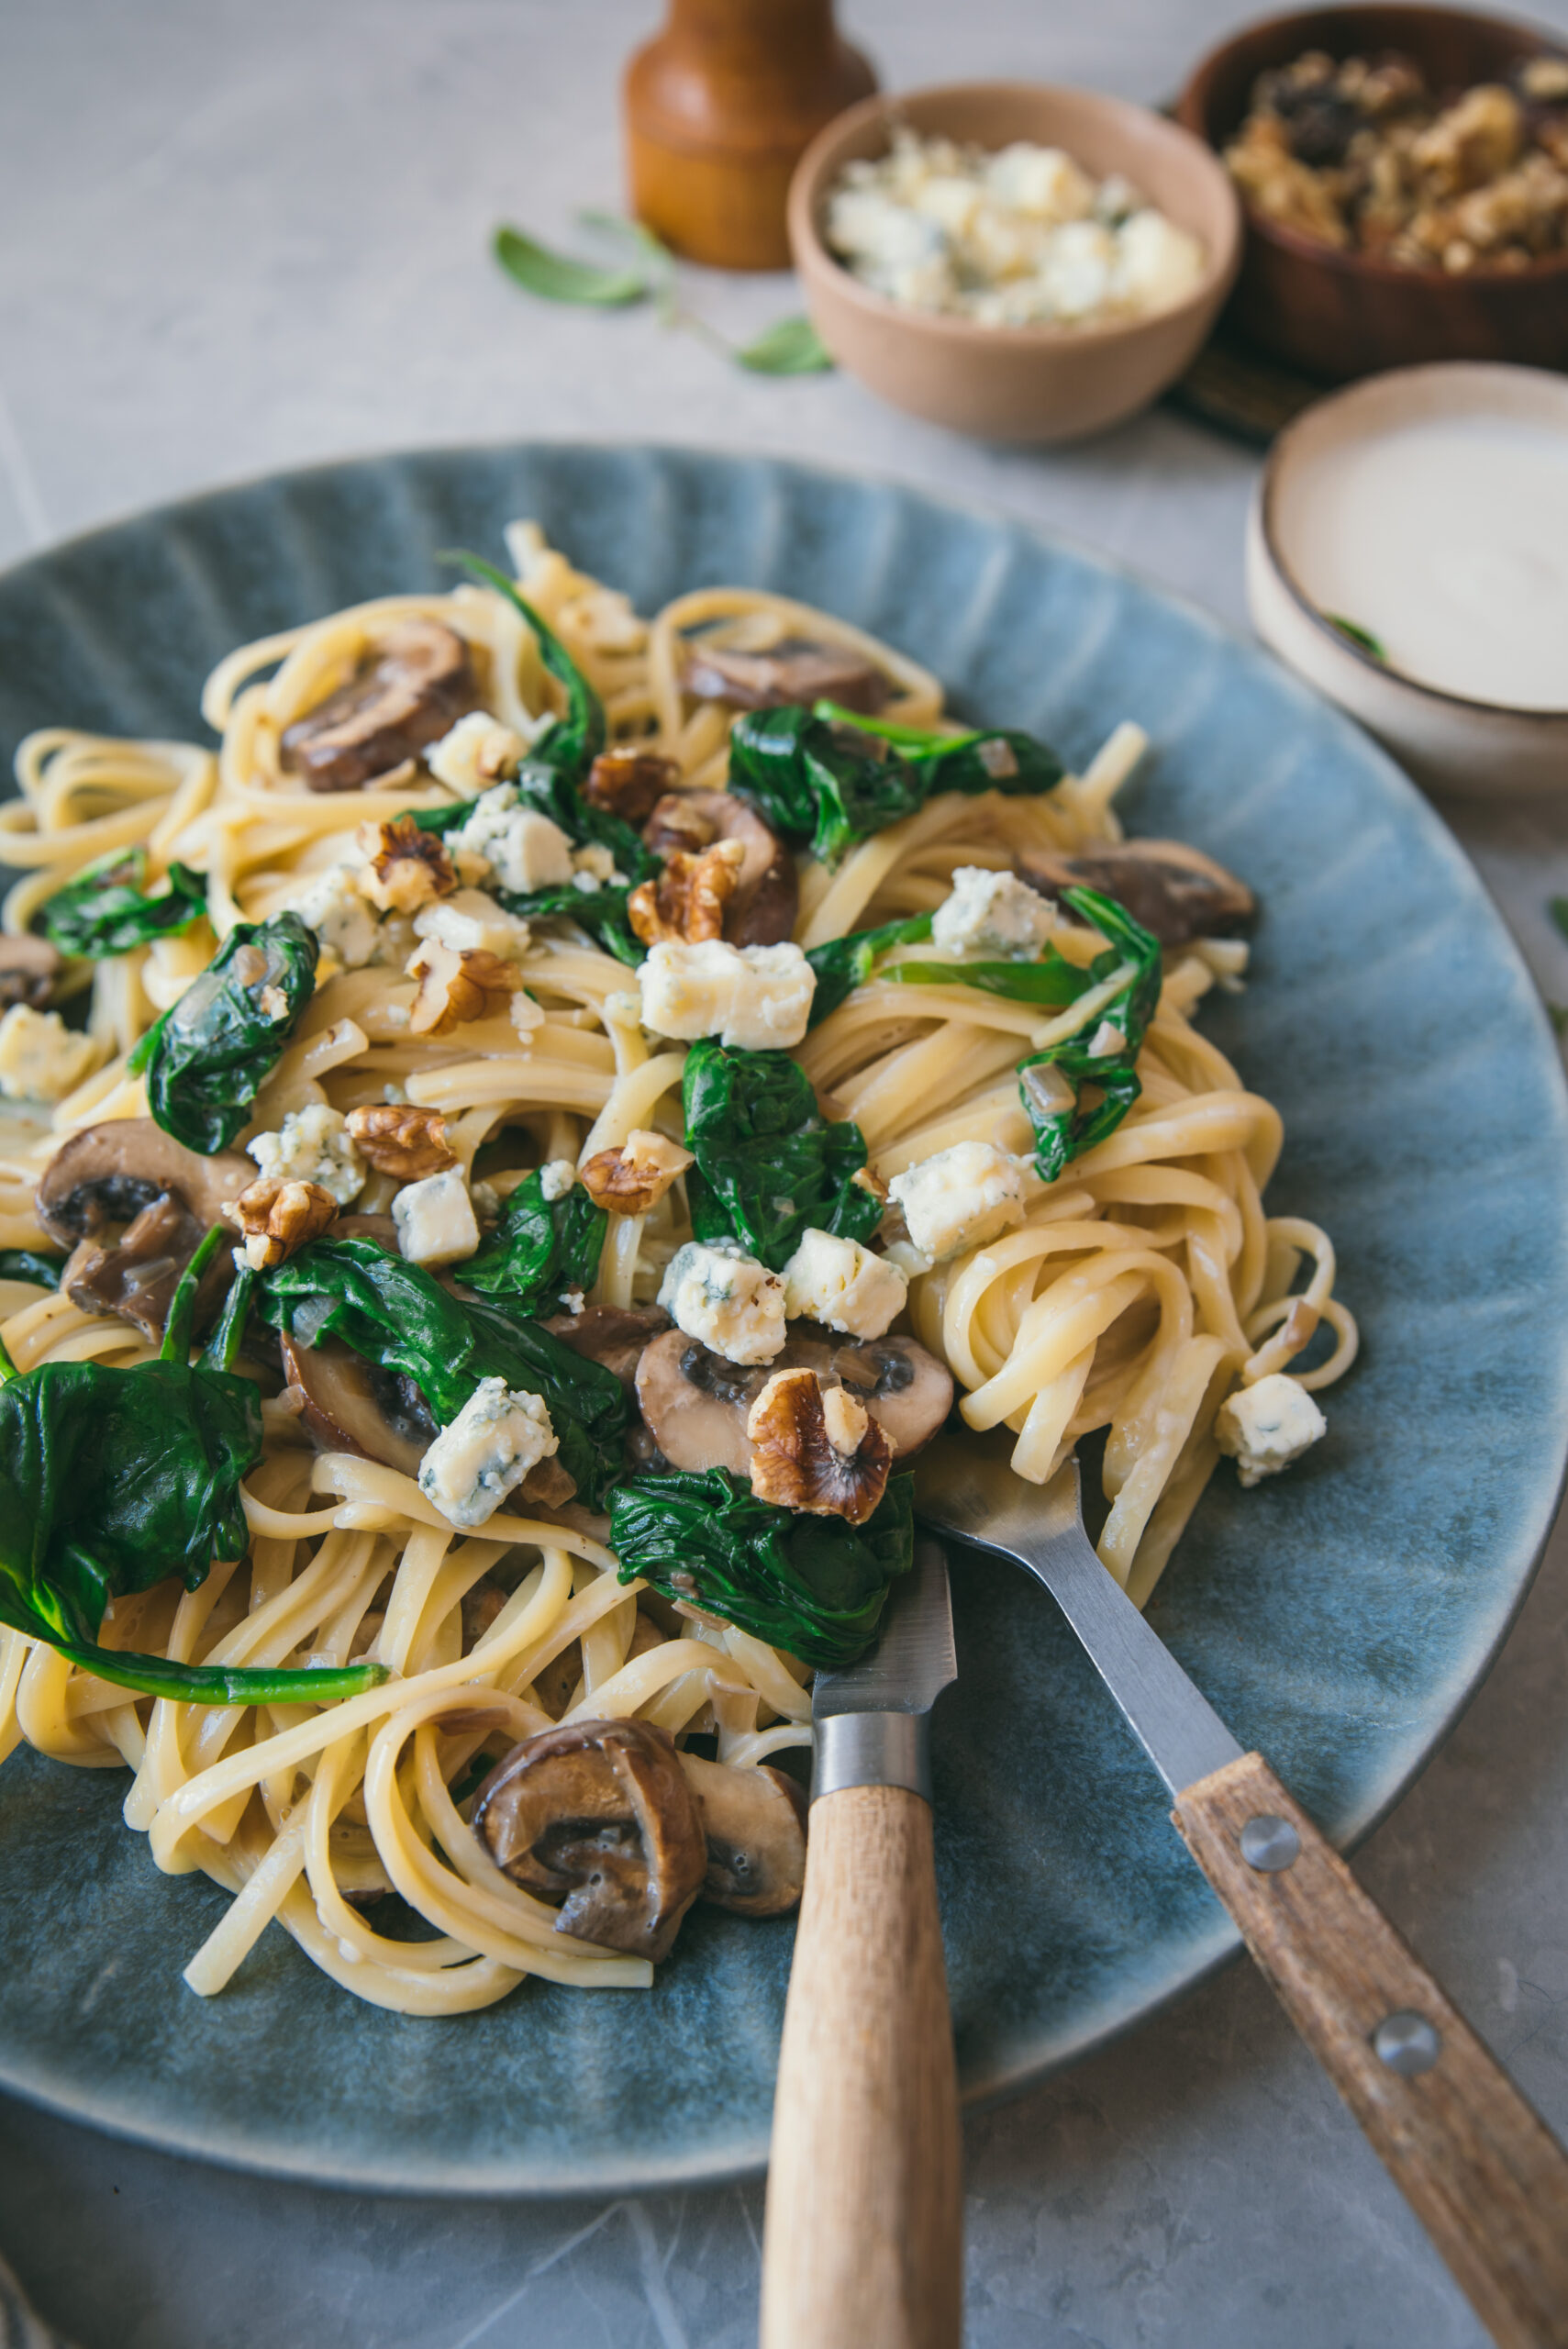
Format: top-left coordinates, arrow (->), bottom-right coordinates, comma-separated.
634,1327 -> 950,1476
39,1119 -> 253,1339
279,620 -> 479,794
682,636 -> 891,715
747,1367 -> 893,1523
1016,840 -> 1257,948
473,1717 -> 707,1961
642,791 -> 797,946
680,1750 -> 807,1917
0,935 -> 61,1011
542,1304 -> 672,1391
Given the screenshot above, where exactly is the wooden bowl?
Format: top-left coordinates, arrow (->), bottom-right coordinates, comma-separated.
1177,4 -> 1568,383
786,83 -> 1241,443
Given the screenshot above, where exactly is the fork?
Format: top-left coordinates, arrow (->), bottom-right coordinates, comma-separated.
914,1433 -> 1568,2349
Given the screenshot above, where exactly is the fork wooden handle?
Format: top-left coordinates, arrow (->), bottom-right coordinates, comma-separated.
1174,1751 -> 1568,2349
761,1784 -> 962,2349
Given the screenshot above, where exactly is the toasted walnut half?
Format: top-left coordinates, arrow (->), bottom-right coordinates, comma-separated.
233,1176 -> 339,1270
583,745 -> 679,826
746,1365 -> 893,1524
580,1127 -> 694,1216
346,1103 -> 459,1181
407,941 -> 522,1036
627,839 -> 745,947
358,816 -> 457,915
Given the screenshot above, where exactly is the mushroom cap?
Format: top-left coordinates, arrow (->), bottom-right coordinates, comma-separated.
635,1325 -> 952,1478
63,1193 -> 226,1343
680,1750 -> 807,1917
279,620 -> 478,794
541,1304 -> 672,1391
682,636 -> 891,716
37,1119 -> 253,1249
473,1716 -> 707,1962
642,791 -> 797,947
0,934 -> 61,1010
1016,839 -> 1256,948
281,1332 -> 432,1475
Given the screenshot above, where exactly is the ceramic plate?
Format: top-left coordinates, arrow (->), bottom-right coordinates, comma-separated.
0,446 -> 1563,2195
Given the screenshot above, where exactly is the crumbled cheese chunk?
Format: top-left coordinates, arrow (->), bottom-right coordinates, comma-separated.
0,1006 -> 95,1104
1216,1374 -> 1327,1489
248,1104 -> 365,1206
639,939 -> 816,1052
285,864 -> 381,971
425,711 -> 526,796
417,1376 -> 558,1529
538,1158 -> 576,1202
984,141 -> 1095,221
887,1140 -> 1028,1264
392,1165 -> 481,1266
658,1238 -> 786,1365
450,785 -> 575,896
412,887 -> 531,962
781,1228 -> 907,1341
571,843 -> 621,889
931,866 -> 1054,961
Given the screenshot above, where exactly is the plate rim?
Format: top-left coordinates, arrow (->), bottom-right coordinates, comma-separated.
1,435 -> 1564,2197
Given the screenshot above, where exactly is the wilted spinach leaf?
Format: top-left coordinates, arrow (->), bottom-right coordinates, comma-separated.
257,1236 -> 628,1508
814,700 -> 1063,798
609,1468 -> 913,1669
805,913 -> 932,1026
0,1250 -> 63,1289
445,551 -> 606,782
887,947 -> 1104,1007
1016,887 -> 1162,1181
495,882 -> 646,967
460,1167 -> 607,1315
41,847 -> 208,960
682,1040 -> 882,1271
129,912 -> 318,1155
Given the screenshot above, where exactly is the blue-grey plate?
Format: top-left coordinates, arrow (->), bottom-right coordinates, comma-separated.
0,445 -> 1563,2196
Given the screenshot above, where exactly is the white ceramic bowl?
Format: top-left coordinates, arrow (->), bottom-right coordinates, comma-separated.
1247,362 -> 1568,801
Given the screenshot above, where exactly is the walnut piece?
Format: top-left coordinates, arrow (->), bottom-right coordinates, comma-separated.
746,1365 -> 893,1525
358,816 -> 457,915
407,940 -> 523,1036
627,839 -> 745,947
234,1176 -> 339,1271
346,1103 -> 459,1180
579,1127 -> 695,1216
584,745 -> 679,826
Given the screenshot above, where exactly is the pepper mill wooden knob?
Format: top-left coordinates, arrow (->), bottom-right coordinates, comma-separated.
625,0 -> 876,271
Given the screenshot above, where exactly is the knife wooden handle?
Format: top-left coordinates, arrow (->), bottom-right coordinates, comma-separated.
1174,1751 -> 1568,2349
761,1783 -> 962,2349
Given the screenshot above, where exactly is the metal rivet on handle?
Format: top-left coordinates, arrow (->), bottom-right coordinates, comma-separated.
1239,1813 -> 1301,1872
1373,2010 -> 1442,2076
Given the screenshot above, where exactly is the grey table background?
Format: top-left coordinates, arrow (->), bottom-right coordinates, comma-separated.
3,1 -> 1567,2343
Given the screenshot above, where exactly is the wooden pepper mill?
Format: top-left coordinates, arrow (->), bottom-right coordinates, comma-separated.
625,0 -> 876,271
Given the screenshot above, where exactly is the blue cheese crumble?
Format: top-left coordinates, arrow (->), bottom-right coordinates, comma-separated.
658,1238 -> 786,1365
1216,1374 -> 1327,1489
417,1377 -> 558,1529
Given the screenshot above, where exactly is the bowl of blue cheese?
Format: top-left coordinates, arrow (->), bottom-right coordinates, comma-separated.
788,81 -> 1241,441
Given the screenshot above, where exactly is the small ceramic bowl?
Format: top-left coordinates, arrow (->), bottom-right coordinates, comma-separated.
786,82 -> 1241,443
1247,361 -> 1568,797
1177,5 -> 1568,383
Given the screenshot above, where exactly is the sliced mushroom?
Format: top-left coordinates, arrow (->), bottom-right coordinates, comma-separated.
679,1749 -> 807,1917
635,1326 -> 951,1477
1016,840 -> 1257,948
642,791 -> 797,946
542,1304 -> 672,1391
682,636 -> 891,715
0,935 -> 61,1011
279,620 -> 479,794
39,1119 -> 252,1339
473,1717 -> 707,1961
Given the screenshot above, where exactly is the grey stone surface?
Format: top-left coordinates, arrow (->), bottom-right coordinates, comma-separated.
2,0 -> 1568,2343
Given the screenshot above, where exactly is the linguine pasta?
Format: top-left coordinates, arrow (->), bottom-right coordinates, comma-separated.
0,521 -> 1355,2013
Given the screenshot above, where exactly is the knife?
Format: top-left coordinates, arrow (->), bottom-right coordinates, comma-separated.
760,1535 -> 962,2349
915,1434 -> 1568,2349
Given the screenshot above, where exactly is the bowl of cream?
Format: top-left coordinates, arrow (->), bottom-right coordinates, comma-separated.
1248,362 -> 1568,797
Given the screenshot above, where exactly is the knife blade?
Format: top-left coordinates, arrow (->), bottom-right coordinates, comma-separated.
810,1534 -> 957,1803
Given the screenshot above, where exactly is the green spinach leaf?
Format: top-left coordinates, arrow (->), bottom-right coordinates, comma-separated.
493,882 -> 646,967
814,700 -> 1063,796
609,1468 -> 913,1669
444,551 -> 606,781
257,1236 -> 628,1508
1016,886 -> 1162,1181
683,1040 -> 882,1271
805,913 -> 932,1026
129,912 -> 318,1155
460,1167 -> 607,1315
41,848 -> 208,960
887,946 -> 1105,1007
0,1250 -> 63,1289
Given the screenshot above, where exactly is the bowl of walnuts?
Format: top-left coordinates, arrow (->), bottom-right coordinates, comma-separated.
1177,3 -> 1568,380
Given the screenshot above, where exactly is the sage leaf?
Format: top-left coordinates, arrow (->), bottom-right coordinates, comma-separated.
493,224 -> 647,307
1325,613 -> 1387,661
734,316 -> 833,374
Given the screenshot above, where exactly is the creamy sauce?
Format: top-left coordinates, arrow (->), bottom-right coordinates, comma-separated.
1279,415 -> 1568,712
